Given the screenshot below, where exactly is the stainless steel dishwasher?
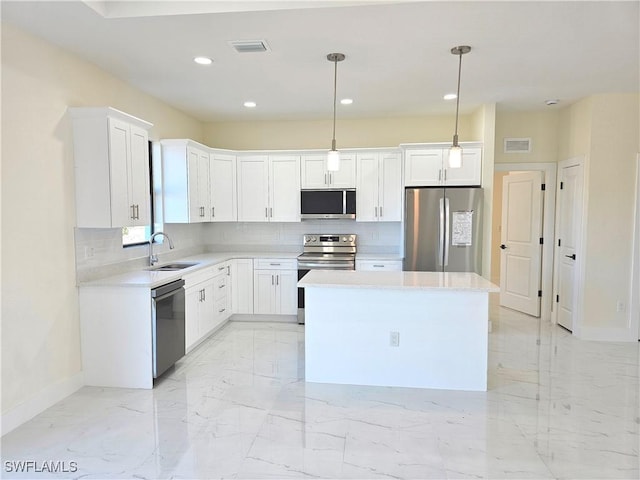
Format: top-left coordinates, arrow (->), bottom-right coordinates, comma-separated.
151,279 -> 186,379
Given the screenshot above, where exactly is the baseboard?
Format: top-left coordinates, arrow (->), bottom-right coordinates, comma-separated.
231,314 -> 298,323
1,372 -> 84,437
579,325 -> 638,342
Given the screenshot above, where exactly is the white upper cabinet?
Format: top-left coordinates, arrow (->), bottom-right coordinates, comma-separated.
70,107 -> 152,228
209,151 -> 237,222
161,139 -> 212,223
356,151 -> 402,222
404,145 -> 482,187
237,154 -> 300,222
301,154 -> 356,189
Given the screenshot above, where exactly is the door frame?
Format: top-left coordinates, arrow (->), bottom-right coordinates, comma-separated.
553,157 -> 586,335
494,162 -> 557,321
632,153 -> 640,340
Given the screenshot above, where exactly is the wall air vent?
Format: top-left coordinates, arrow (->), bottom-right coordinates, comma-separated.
229,40 -> 270,53
504,138 -> 532,153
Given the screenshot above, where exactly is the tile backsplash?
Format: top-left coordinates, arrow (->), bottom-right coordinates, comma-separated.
75,220 -> 402,282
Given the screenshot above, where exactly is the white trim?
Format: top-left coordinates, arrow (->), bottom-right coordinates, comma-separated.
494,163 -> 556,321
580,326 -> 638,343
1,372 -> 84,436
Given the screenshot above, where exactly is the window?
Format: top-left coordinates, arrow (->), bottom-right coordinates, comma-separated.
123,141 -> 160,247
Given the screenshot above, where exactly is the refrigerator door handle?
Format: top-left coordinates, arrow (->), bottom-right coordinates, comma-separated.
439,197 -> 445,266
443,197 -> 450,266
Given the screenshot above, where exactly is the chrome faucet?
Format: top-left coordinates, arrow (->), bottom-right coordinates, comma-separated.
149,231 -> 175,266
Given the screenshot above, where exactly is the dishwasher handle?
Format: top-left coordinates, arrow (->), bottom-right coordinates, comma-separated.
151,279 -> 185,298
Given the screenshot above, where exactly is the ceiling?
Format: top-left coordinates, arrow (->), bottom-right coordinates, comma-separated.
2,1 -> 638,122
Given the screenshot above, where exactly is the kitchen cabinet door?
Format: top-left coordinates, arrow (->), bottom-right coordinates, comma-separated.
328,154 -> 356,188
231,258 -> 254,314
276,270 -> 298,315
443,147 -> 482,186
270,155 -> 300,222
128,124 -> 151,226
379,152 -> 402,221
186,145 -> 211,223
237,155 -> 270,222
404,149 -> 443,187
301,155 -> 329,189
356,153 -> 380,222
253,269 -> 277,314
185,278 -> 214,351
210,152 -> 237,221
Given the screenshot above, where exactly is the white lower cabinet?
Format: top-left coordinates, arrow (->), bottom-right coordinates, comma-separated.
231,258 -> 254,314
253,259 -> 297,315
356,259 -> 403,271
184,262 -> 231,351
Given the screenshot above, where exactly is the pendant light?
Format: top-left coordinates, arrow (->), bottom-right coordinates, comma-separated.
449,45 -> 471,169
327,52 -> 345,172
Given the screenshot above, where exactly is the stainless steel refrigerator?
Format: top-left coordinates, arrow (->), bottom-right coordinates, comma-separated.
404,187 -> 483,273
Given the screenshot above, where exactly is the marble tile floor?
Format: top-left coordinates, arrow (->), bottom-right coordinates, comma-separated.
2,301 -> 639,480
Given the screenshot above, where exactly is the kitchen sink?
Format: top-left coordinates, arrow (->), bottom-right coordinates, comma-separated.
149,262 -> 199,271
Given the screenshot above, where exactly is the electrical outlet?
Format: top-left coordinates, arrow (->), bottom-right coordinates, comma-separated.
389,331 -> 400,347
84,246 -> 94,259
616,301 -> 626,313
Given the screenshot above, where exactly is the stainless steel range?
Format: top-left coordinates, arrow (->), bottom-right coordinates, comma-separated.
297,234 -> 356,323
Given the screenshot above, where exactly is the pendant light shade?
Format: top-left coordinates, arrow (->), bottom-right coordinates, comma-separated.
449,45 -> 471,169
327,52 -> 345,172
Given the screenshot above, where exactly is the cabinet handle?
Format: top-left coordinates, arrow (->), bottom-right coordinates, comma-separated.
329,172 -> 333,185
227,266 -> 230,275
270,207 -> 273,218
218,284 -> 225,289
202,289 -> 206,301
444,169 -> 447,182
379,206 -> 383,218
324,173 -> 327,185
270,263 -> 281,266
438,169 -> 442,181
276,274 -> 279,286
265,207 -> 268,218
374,206 -> 378,218
136,205 -> 140,219
219,308 -> 226,313
212,206 -> 215,218
218,266 -> 226,271
271,275 -> 274,285
373,265 -> 385,268
130,205 -> 135,219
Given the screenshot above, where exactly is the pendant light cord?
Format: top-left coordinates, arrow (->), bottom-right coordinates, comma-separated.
453,50 -> 462,145
331,57 -> 338,151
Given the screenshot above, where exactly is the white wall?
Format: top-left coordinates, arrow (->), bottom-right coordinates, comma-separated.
1,23 -> 203,428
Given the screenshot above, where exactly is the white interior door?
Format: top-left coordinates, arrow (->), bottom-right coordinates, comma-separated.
556,162 -> 584,331
500,171 -> 544,316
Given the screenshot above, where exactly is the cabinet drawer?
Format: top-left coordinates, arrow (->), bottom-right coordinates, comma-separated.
214,274 -> 228,291
254,258 -> 297,270
183,266 -> 215,288
214,298 -> 229,318
213,261 -> 231,276
356,260 -> 403,271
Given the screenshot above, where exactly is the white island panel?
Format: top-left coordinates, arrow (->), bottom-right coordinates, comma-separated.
301,270 -> 497,391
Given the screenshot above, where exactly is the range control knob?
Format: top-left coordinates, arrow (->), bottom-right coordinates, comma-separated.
342,236 -> 347,242
348,236 -> 354,242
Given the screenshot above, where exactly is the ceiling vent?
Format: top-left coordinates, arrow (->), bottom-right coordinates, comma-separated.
504,138 -> 532,154
229,40 -> 269,53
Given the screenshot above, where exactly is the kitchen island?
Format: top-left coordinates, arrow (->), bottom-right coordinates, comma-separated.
298,270 -> 499,391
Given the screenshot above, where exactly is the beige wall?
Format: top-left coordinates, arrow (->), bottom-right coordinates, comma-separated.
580,94 -> 639,331
1,23 -> 203,415
557,94 -> 639,336
495,110 -> 561,164
204,115 -> 478,150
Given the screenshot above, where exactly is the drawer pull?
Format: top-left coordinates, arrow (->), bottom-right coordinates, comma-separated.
219,308 -> 226,313
218,285 -> 225,289
270,263 -> 281,266
373,265 -> 385,268
218,266 -> 226,271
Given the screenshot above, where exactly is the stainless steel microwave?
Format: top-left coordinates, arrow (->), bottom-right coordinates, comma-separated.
300,189 -> 356,219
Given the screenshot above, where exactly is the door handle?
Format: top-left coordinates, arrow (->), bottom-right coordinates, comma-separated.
500,244 -> 507,250
565,254 -> 576,260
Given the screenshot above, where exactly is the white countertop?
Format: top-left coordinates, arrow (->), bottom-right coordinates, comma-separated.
80,251 -> 300,288
355,253 -> 404,261
298,270 -> 499,292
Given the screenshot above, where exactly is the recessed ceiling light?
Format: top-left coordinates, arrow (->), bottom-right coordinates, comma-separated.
193,56 -> 213,65
243,101 -> 257,108
444,93 -> 457,100
340,98 -> 353,105
545,99 -> 560,106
